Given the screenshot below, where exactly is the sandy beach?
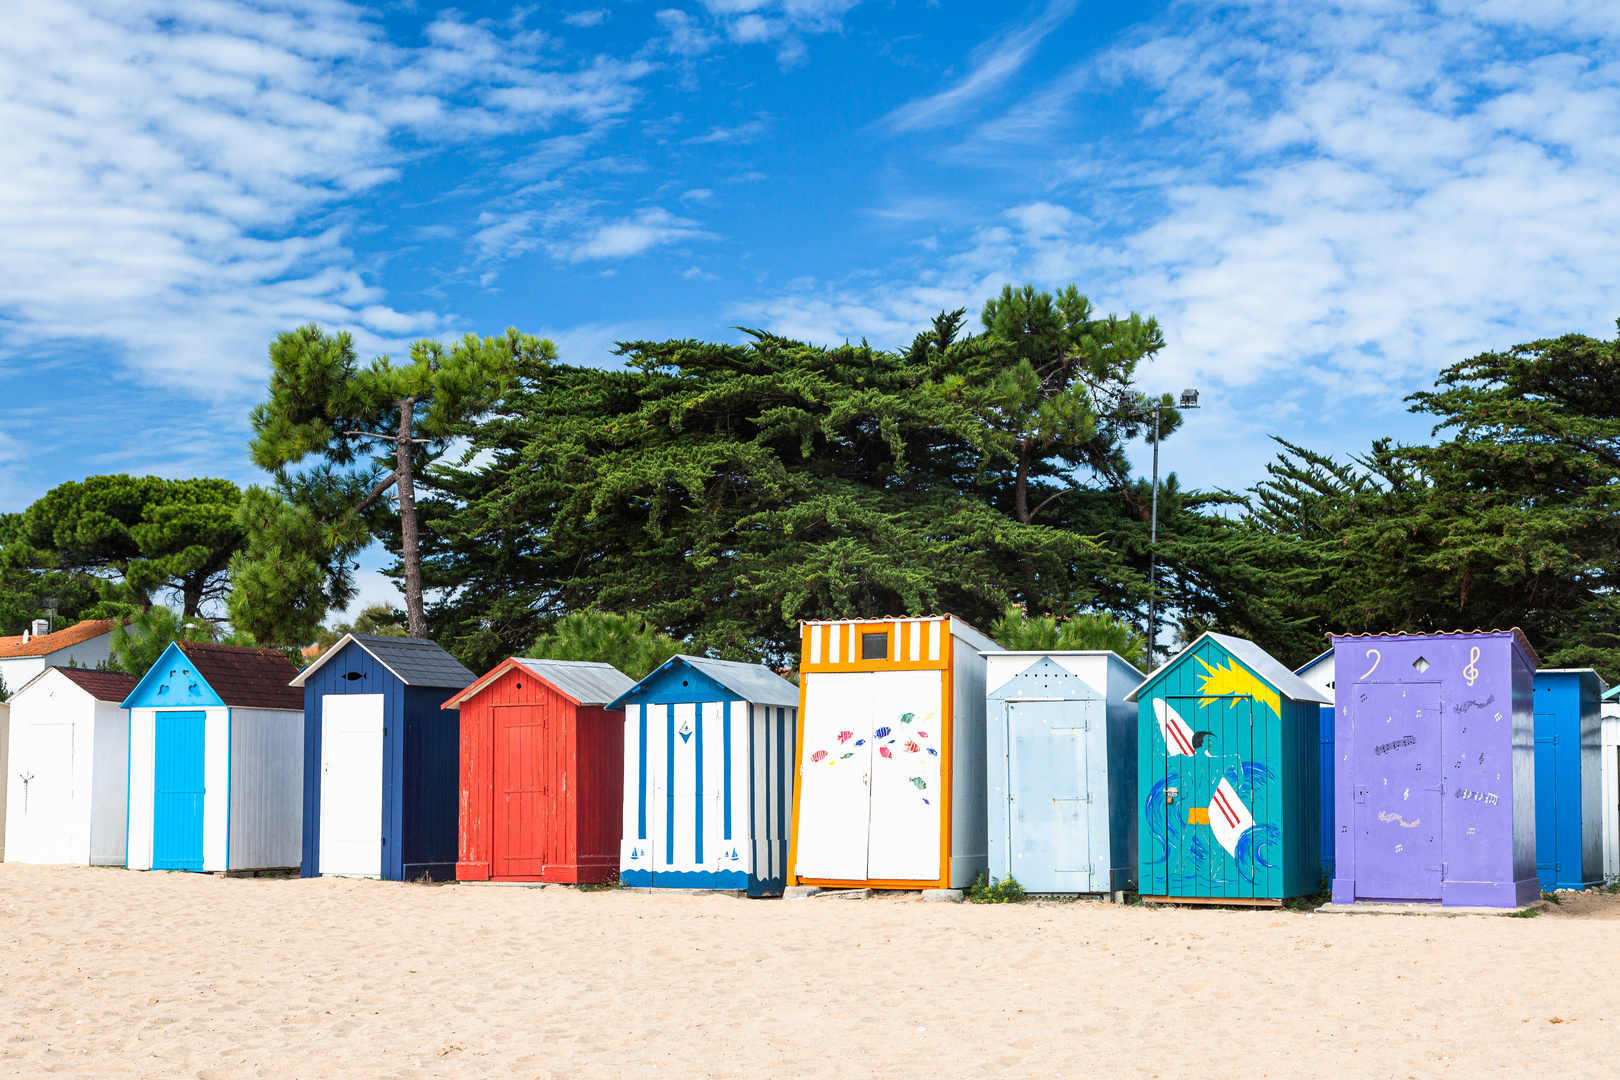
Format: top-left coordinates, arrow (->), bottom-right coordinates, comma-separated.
0,863 -> 1616,1079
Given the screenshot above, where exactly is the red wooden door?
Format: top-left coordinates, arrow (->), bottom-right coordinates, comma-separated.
493,703 -> 553,877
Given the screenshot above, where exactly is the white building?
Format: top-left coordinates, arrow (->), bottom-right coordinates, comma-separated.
4,666 -> 138,866
0,619 -> 121,698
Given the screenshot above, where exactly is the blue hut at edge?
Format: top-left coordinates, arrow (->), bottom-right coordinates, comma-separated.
291,634 -> 476,882
1533,668 -> 1608,892
1294,648 -> 1337,873
606,655 -> 799,896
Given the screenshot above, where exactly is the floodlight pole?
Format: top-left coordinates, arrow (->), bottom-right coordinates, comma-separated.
1144,390 -> 1199,668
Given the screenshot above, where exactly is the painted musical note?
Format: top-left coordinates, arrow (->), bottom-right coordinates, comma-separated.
1462,646 -> 1480,687
1359,648 -> 1381,680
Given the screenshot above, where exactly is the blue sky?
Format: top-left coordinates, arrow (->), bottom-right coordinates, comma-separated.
6,0 -> 1620,615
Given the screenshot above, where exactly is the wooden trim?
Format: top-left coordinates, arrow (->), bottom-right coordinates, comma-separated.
937,646 -> 953,890
1138,894 -> 1284,908
799,619 -> 950,674
786,670 -> 809,886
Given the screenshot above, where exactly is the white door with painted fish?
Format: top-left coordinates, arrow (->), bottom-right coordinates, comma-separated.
320,694 -> 384,878
794,673 -> 874,880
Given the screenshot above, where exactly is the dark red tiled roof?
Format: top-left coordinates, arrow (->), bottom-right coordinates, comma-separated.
176,641 -> 303,711
54,667 -> 139,702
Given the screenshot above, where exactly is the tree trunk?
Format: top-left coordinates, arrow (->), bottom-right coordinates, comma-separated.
396,397 -> 428,638
1013,440 -> 1033,525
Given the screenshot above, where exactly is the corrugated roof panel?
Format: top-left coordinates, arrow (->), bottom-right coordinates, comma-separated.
514,658 -> 636,705
678,655 -> 800,707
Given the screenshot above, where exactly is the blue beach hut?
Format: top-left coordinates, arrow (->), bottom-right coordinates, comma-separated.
124,641 -> 305,873
291,634 -> 476,881
1294,648 -> 1337,873
1128,632 -> 1329,904
1533,668 -> 1607,892
606,655 -> 799,895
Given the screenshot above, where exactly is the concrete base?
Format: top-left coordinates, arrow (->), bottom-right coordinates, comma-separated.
1317,900 -> 1547,917
919,889 -> 963,903
458,881 -> 550,889
621,888 -> 745,897
783,885 -> 823,899
823,888 -> 873,900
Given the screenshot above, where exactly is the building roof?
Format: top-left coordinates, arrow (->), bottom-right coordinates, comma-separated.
608,654 -> 800,711
442,657 -> 637,709
799,614 -> 1003,656
176,641 -> 304,710
0,619 -> 121,659
1126,631 -> 1332,704
290,632 -> 476,690
1294,648 -> 1333,675
1537,668 -> 1611,697
1328,628 -> 1542,669
55,667 -> 140,702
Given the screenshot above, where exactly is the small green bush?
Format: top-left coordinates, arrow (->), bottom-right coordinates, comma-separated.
968,871 -> 1026,904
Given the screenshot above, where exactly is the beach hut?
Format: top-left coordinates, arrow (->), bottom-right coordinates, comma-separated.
443,657 -> 634,883
1295,649 -> 1338,872
1604,686 -> 1620,884
125,642 -> 304,873
0,699 -> 7,862
292,634 -> 475,881
4,667 -> 136,866
1533,669 -> 1607,892
1128,632 -> 1329,904
607,655 -> 799,895
1328,630 -> 1540,908
983,650 -> 1143,895
791,616 -> 1002,891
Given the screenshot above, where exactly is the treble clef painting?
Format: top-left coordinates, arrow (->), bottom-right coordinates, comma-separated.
1462,645 -> 1480,687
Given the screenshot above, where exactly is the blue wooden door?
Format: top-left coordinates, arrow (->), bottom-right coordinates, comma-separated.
1007,698 -> 1099,892
153,711 -> 206,871
1534,712 -> 1557,889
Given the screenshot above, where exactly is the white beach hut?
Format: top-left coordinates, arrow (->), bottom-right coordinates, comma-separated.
4,667 -> 138,866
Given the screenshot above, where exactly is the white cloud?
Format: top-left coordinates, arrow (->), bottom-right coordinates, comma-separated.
569,207 -> 713,261
656,9 -> 718,57
563,9 -> 611,27
0,0 -> 652,399
886,0 -> 1078,132
683,118 -> 769,144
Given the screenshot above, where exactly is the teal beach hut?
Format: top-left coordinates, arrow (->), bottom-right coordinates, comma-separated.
1128,633 -> 1330,904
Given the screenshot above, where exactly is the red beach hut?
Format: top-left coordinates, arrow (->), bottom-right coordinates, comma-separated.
444,658 -> 635,883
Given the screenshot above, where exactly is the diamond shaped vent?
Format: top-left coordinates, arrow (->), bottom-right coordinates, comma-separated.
1412,656 -> 1431,673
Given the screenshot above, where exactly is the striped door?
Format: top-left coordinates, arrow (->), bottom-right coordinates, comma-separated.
494,704 -> 551,877
153,711 -> 206,871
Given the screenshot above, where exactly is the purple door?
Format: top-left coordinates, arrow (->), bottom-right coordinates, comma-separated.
1352,683 -> 1443,900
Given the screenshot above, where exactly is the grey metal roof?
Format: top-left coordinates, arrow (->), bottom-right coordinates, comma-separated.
1126,631 -> 1331,704
1539,668 -> 1611,698
291,632 -> 476,689
610,654 -> 799,709
514,659 -> 636,705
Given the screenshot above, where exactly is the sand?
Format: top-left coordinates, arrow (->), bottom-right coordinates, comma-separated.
1,864 -> 1617,1078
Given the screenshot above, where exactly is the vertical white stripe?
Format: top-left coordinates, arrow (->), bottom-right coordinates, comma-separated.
910,621 -> 922,662
830,624 -> 842,665
810,624 -> 822,665
847,624 -> 857,664
890,621 -> 899,661
928,620 -> 941,662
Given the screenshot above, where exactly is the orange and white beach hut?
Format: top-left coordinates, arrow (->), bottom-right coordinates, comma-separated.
789,616 -> 1002,891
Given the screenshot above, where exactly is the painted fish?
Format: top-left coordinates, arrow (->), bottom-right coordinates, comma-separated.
875,726 -> 891,739
926,747 -> 938,756
879,746 -> 892,759
855,739 -> 865,746
908,777 -> 927,790
904,740 -> 920,753
899,712 -> 916,724
917,731 -> 929,739
837,730 -> 853,743
840,753 -> 854,760
811,750 -> 828,763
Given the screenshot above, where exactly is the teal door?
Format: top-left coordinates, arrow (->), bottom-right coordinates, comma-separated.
154,711 -> 206,871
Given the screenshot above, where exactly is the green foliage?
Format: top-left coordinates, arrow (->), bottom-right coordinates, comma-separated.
967,871 -> 1026,904
526,610 -> 685,682
0,475 -> 242,623
109,605 -> 216,677
424,285 -> 1181,670
989,605 -> 1150,669
314,604 -> 409,651
231,324 -> 548,644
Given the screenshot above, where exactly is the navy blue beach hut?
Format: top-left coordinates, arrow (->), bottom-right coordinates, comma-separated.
1295,649 -> 1337,872
607,655 -> 799,896
1533,668 -> 1607,892
291,634 -> 475,881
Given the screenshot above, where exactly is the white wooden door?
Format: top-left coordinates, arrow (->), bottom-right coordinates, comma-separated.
794,673 -> 874,880
16,724 -> 74,863
319,695 -> 384,878
865,670 -> 944,880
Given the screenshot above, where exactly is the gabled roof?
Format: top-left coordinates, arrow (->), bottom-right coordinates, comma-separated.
1126,631 -> 1331,705
442,657 -> 636,709
290,632 -> 475,690
607,654 -> 800,711
121,640 -> 303,710
10,665 -> 139,703
1294,648 -> 1333,675
0,619 -> 121,659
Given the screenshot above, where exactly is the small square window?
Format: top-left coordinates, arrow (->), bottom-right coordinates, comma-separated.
861,632 -> 889,660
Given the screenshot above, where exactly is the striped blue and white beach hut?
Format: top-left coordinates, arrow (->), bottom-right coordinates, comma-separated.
605,655 -> 799,895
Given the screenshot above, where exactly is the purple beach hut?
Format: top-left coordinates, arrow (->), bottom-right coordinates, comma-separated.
1329,629 -> 1540,909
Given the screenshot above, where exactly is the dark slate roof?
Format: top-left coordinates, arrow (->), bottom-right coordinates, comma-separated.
55,667 -> 139,703
176,641 -> 304,710
292,633 -> 476,690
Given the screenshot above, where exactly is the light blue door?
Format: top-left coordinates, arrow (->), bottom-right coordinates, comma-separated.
1008,699 -> 1099,892
154,711 -> 206,871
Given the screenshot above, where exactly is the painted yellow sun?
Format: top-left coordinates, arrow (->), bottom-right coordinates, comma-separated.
1193,655 -> 1280,718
